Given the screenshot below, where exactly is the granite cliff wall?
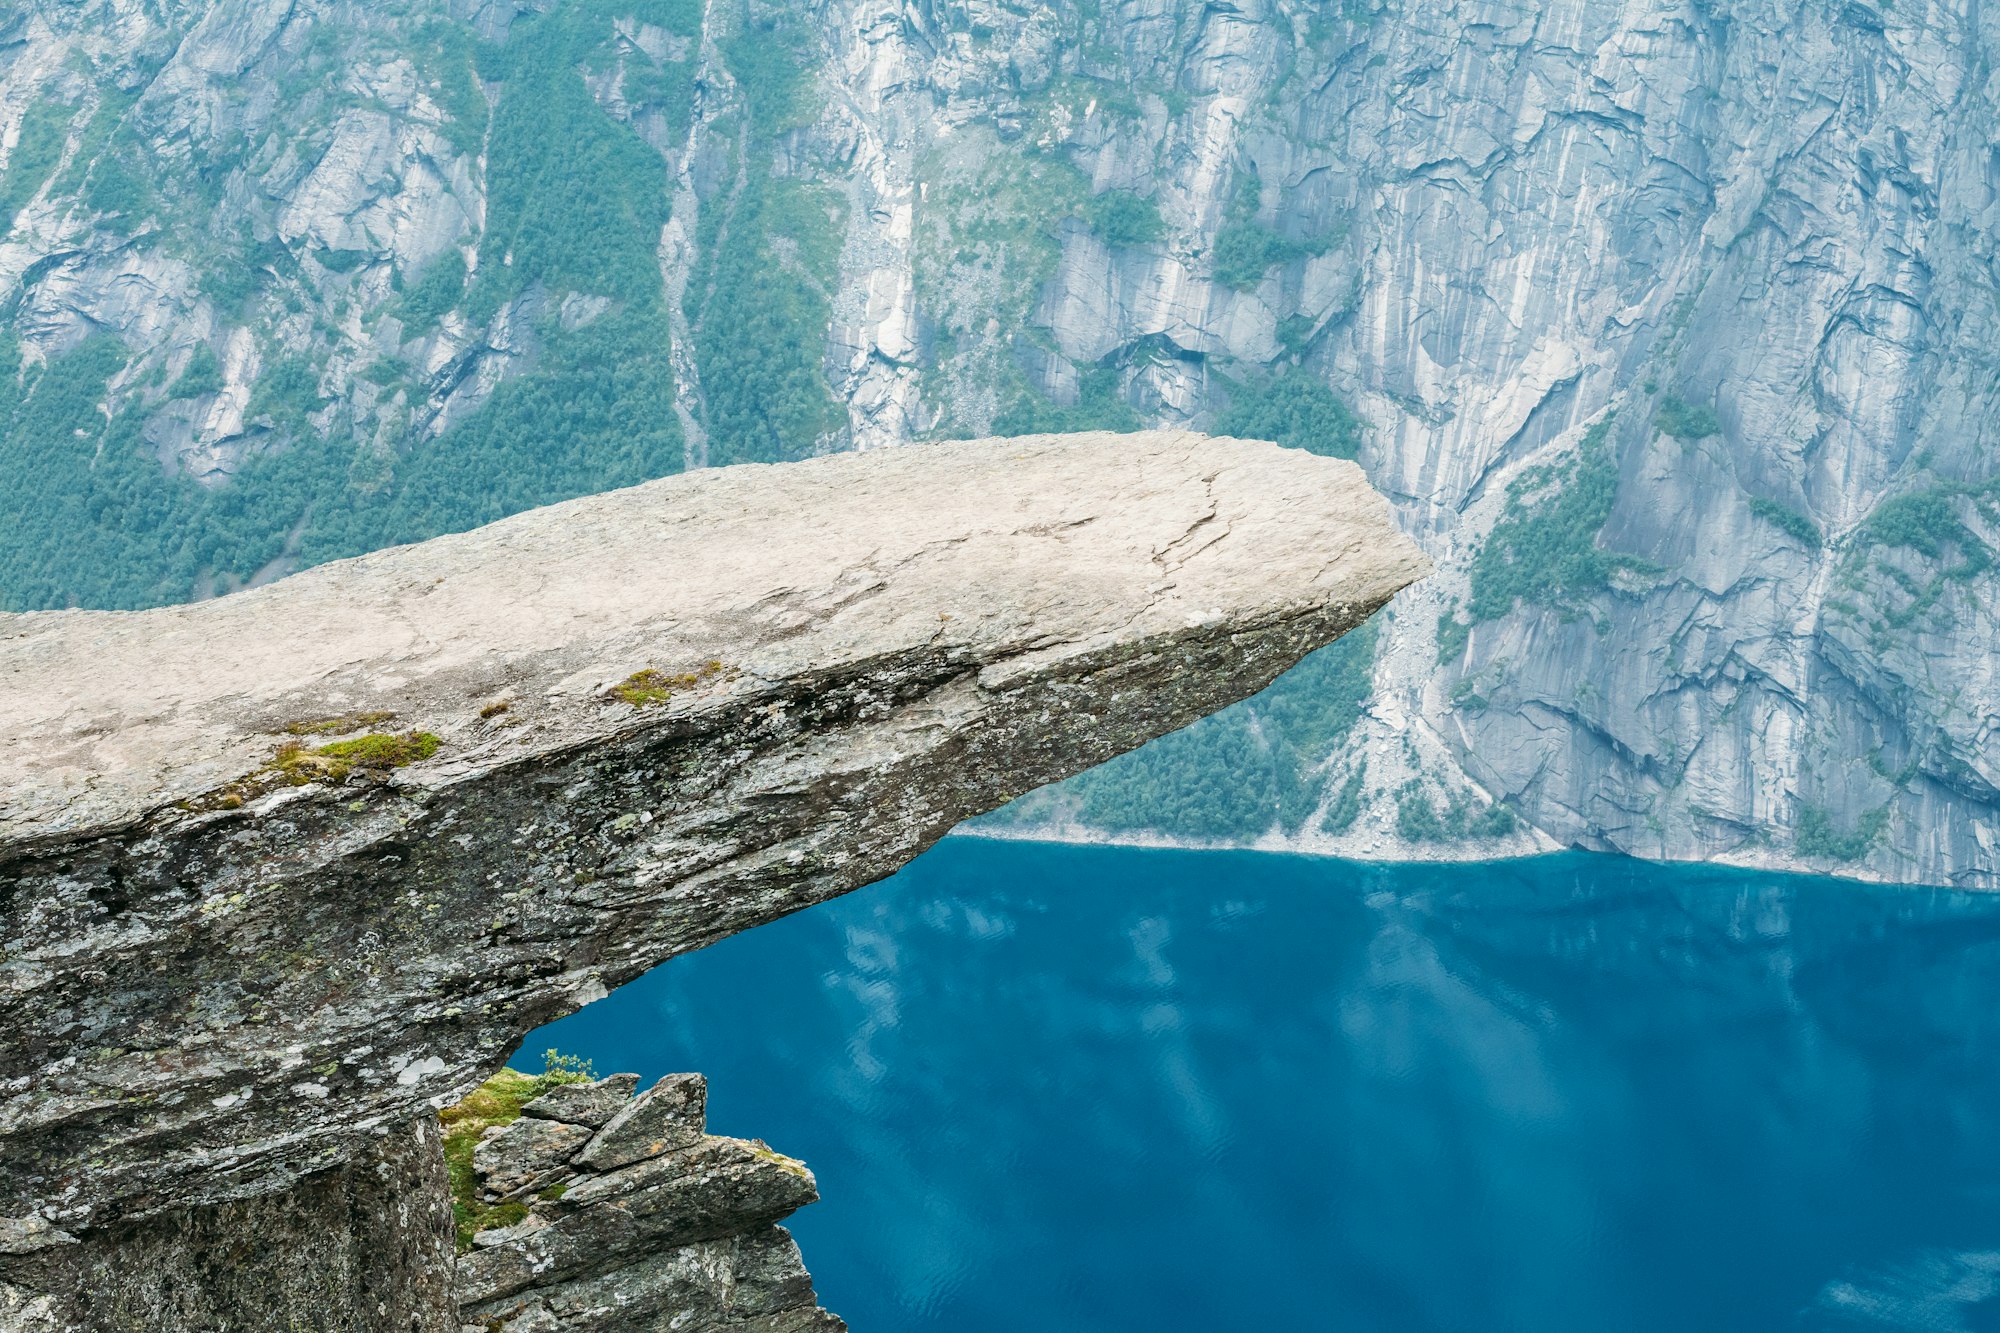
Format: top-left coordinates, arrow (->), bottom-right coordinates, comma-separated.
3,0 -> 1992,883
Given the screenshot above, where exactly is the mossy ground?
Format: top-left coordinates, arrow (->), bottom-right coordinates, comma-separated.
440,1056 -> 595,1252
258,730 -> 440,791
746,1141 -> 811,1180
612,660 -> 727,708
188,730 -> 442,812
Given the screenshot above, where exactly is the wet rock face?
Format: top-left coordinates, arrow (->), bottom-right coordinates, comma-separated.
0,433 -> 1421,1243
455,1073 -> 841,1333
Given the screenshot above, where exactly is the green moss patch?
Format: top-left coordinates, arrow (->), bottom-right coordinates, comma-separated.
307,730 -> 440,769
187,730 -> 441,812
441,1055 -> 596,1252
611,660 -> 727,708
746,1141 -> 811,1180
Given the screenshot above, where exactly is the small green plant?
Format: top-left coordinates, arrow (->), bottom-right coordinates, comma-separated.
1656,395 -> 1721,440
539,1048 -> 596,1083
612,660 -> 726,707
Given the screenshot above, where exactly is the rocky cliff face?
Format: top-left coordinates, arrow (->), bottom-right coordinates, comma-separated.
0,432 -> 1422,1327
453,1072 -> 843,1333
2,0 -> 1994,883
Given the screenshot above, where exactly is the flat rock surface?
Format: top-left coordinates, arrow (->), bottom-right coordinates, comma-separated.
0,431 -> 1420,843
0,431 -> 1424,1232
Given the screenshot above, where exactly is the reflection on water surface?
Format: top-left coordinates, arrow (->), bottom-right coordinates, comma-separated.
532,840 -> 2000,1333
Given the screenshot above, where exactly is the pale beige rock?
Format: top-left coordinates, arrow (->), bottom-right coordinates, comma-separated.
0,431 -> 1421,842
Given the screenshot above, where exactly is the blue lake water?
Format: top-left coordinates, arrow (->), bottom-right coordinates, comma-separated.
528,837 -> 2000,1333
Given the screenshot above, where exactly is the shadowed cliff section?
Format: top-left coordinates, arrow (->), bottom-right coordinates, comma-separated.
0,431 -> 1422,1290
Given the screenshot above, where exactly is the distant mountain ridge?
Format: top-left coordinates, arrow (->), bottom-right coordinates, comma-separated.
3,0 -> 1995,885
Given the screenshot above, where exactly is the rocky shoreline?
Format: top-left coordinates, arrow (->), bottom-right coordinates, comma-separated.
952,826 -> 1938,889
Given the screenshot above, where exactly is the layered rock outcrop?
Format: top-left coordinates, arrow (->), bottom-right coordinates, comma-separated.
457,1073 -> 841,1333
0,431 -> 1423,1327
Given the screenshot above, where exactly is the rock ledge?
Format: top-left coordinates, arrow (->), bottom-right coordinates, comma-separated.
0,431 -> 1424,1325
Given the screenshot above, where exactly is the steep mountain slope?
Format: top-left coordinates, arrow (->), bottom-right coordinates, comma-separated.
3,0 -> 1995,884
